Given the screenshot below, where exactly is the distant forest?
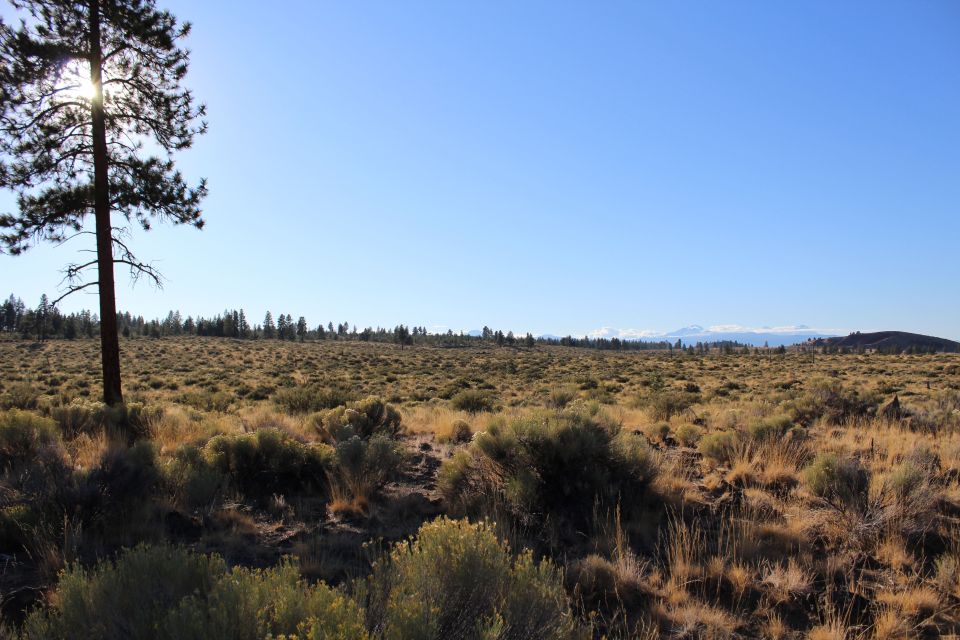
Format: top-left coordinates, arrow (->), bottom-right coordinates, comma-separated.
0,293 -> 762,354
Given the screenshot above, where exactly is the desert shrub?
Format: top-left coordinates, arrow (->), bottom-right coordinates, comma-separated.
0,382 -> 39,410
162,444 -> 228,510
438,378 -> 471,401
644,390 -> 699,421
886,460 -> 925,499
674,423 -> 703,447
22,545 -> 366,640
0,409 -> 59,469
437,419 -> 472,444
82,441 -> 161,525
364,518 -> 575,640
162,559 -> 367,640
49,399 -> 108,437
331,433 -> 403,508
548,384 -> 579,409
804,453 -> 869,509
178,390 -> 233,413
273,384 -> 353,414
203,429 -> 333,498
644,422 -> 671,443
785,378 -> 879,426
0,503 -> 39,553
747,414 -> 792,442
313,397 -> 403,444
439,408 -> 656,536
22,544 -> 226,640
450,389 -> 495,414
698,431 -> 739,465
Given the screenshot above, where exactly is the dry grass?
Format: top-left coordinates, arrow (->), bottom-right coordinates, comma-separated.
2,338 -> 960,637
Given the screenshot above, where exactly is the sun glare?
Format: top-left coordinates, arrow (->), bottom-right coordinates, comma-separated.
60,65 -> 99,101
77,78 -> 98,100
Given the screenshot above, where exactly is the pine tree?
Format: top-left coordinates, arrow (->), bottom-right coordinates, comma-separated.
394,324 -> 410,350
0,0 -> 207,405
296,316 -> 307,342
35,293 -> 49,341
263,311 -> 276,339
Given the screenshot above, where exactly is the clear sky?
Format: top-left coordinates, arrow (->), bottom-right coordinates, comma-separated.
2,1 -> 959,339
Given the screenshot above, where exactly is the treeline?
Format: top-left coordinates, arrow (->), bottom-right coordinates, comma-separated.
3,293 -> 752,353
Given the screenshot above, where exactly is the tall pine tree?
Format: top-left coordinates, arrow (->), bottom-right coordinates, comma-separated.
0,1 -> 207,405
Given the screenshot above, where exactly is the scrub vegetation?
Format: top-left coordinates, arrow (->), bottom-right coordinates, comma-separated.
2,336 -> 960,638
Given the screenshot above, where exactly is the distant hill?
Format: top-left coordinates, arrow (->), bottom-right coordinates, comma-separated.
810,331 -> 960,353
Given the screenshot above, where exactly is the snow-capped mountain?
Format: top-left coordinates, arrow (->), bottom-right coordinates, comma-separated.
588,325 -> 836,347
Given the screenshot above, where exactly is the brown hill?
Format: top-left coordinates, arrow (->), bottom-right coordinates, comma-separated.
811,331 -> 959,353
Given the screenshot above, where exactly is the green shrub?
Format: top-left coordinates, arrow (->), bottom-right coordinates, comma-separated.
439,408 -> 656,536
335,434 -> 403,489
22,545 -> 226,640
178,390 -> 233,413
804,453 -> 869,508
674,423 -> 703,447
698,431 -> 739,465
84,440 -> 162,523
450,389 -> 495,414
203,429 -> 333,498
0,409 -> 59,469
437,419 -> 472,444
746,414 -> 792,442
313,397 -> 403,444
547,385 -> 579,409
22,545 -> 366,640
785,378 -> 879,426
50,399 -> 107,437
273,385 -> 353,414
364,518 -> 575,640
886,460 -> 926,499
0,503 -> 39,553
0,382 -> 39,410
163,444 -> 228,510
644,390 -> 699,421
644,422 -> 671,443
162,559 -> 368,640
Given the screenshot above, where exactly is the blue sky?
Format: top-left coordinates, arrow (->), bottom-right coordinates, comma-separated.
2,1 -> 959,339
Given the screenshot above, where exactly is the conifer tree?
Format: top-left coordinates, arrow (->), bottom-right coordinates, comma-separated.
263,311 -> 275,339
0,0 -> 207,404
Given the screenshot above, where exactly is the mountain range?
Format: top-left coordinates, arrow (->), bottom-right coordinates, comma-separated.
585,325 -> 834,347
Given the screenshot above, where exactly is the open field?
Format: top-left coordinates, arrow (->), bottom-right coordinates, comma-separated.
2,337 -> 960,638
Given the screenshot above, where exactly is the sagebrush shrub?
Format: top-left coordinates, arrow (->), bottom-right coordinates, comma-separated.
698,431 -> 739,465
785,378 -> 879,426
804,453 -> 869,508
273,384 -> 353,414
747,414 -> 792,442
439,408 -> 656,537
22,544 -> 226,640
548,385 -> 579,409
0,409 -> 59,469
449,389 -> 495,414
162,444 -> 228,510
674,423 -> 703,447
364,517 -> 575,640
313,397 -> 403,443
203,428 -> 333,498
22,545 -> 366,640
644,390 -> 699,421
0,382 -> 39,410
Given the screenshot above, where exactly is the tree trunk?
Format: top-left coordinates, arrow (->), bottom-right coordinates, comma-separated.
89,0 -> 123,406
